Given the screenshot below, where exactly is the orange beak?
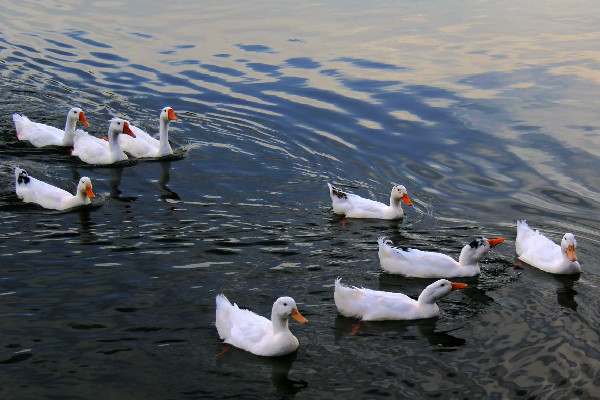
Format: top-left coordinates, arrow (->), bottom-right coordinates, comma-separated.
85,186 -> 95,198
79,111 -> 89,127
567,244 -> 578,262
167,108 -> 178,121
402,193 -> 412,206
451,282 -> 467,291
123,121 -> 136,138
487,238 -> 504,248
291,308 -> 308,324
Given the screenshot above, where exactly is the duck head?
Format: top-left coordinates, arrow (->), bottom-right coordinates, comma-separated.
77,177 -> 95,199
418,279 -> 467,304
391,184 -> 412,206
561,233 -> 578,262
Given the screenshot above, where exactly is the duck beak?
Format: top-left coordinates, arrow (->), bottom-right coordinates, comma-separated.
85,186 -> 95,198
401,193 -> 412,206
567,244 -> 578,262
123,121 -> 136,138
451,282 -> 467,291
167,108 -> 178,121
79,112 -> 89,127
487,238 -> 504,248
291,308 -> 308,324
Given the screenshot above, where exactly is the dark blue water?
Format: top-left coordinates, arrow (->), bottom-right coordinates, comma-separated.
2,1 -> 600,398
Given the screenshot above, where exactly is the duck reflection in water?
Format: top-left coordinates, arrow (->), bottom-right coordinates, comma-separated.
110,167 -> 137,202
159,160 -> 180,201
514,256 -> 580,311
333,314 -> 466,352
215,348 -> 307,396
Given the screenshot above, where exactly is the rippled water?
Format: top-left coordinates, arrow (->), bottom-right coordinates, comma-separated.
2,1 -> 600,398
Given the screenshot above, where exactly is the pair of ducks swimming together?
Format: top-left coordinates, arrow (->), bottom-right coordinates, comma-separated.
13,107 -> 178,210
216,183 -> 580,357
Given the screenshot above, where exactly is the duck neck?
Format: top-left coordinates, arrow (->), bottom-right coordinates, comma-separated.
158,119 -> 173,156
271,312 -> 289,334
62,118 -> 77,146
458,246 -> 479,269
109,133 -> 128,162
390,195 -> 401,209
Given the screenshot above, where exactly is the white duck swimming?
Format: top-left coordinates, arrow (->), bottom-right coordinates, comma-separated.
334,278 -> 467,321
215,294 -> 308,357
327,183 -> 412,219
13,107 -> 89,147
119,107 -> 178,158
72,118 -> 136,165
515,220 -> 581,274
14,167 -> 95,210
378,236 -> 505,278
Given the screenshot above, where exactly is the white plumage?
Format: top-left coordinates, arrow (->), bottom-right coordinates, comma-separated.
378,236 -> 504,278
14,167 -> 95,211
515,220 -> 580,274
215,294 -> 307,357
14,107 -> 89,147
119,107 -> 178,158
334,278 -> 467,321
72,118 -> 136,165
327,183 -> 412,219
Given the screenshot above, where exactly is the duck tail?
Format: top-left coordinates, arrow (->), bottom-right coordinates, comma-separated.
377,237 -> 395,258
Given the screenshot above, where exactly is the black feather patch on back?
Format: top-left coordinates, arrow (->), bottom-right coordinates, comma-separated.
17,170 -> 30,185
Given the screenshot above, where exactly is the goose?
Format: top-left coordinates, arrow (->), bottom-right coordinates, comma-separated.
215,294 -> 308,357
334,278 -> 467,321
72,118 -> 136,165
119,107 -> 178,158
327,183 -> 412,219
13,107 -> 89,147
378,236 -> 505,278
515,220 -> 580,274
14,167 -> 95,210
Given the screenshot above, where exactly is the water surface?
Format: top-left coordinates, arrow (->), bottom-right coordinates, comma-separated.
2,1 -> 600,398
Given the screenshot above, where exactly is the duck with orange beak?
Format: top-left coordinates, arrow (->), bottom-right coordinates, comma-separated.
327,183 -> 412,220
378,236 -> 505,278
215,294 -> 308,357
15,167 -> 95,211
516,220 -> 580,274
72,118 -> 136,165
334,278 -> 467,321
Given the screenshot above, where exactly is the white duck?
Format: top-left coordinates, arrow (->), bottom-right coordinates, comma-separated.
327,183 -> 412,219
334,278 -> 467,321
378,236 -> 505,278
515,220 -> 580,274
14,167 -> 95,210
13,107 -> 89,147
72,118 -> 136,165
118,107 -> 178,158
215,294 -> 308,357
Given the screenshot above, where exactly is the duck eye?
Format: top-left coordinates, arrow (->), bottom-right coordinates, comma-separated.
283,302 -> 287,306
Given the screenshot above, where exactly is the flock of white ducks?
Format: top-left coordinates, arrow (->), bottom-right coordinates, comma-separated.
214,184 -> 580,357
12,106 -> 179,211
11,108 -> 581,357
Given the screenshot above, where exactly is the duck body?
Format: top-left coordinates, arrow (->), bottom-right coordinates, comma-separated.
14,167 -> 95,210
215,294 -> 308,357
119,107 -> 178,158
13,107 -> 89,147
72,118 -> 135,165
327,183 -> 412,219
515,220 -> 580,274
334,278 -> 466,321
378,236 -> 505,278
